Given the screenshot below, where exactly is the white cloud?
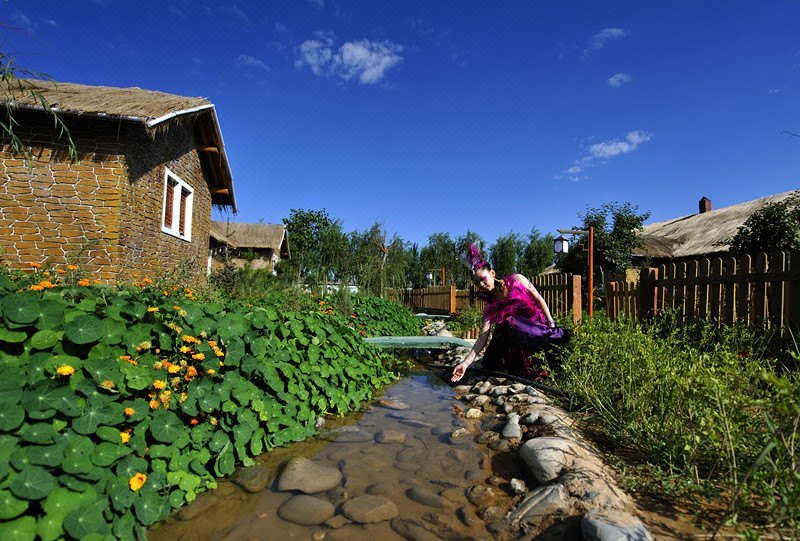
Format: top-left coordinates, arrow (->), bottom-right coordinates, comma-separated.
44,19 -> 58,28
295,34 -> 403,85
768,88 -> 782,94
607,72 -> 632,88
307,0 -> 324,8
584,27 -> 628,56
10,11 -> 37,34
237,54 -> 270,71
557,130 -> 653,180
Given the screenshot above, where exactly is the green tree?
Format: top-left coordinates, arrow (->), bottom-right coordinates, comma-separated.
725,194 -> 800,255
420,232 -> 456,286
454,229 -> 486,288
489,232 -> 525,277
519,228 -> 555,278
282,208 -> 336,284
556,201 -> 650,279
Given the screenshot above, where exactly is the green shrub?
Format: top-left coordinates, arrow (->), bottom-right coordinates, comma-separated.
348,295 -> 421,337
0,267 -> 398,539
446,306 -> 483,334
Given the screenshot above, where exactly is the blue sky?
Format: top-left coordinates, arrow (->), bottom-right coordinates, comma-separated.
4,1 -> 799,246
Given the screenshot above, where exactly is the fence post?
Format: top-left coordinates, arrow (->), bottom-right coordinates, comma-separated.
571,274 -> 582,325
639,267 -> 658,320
449,285 -> 457,315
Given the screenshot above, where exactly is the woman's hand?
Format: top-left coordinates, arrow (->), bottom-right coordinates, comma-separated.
547,319 -> 555,328
451,361 -> 470,382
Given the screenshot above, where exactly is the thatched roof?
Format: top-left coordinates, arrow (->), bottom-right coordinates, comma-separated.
636,189 -> 800,259
2,79 -> 235,210
210,221 -> 290,258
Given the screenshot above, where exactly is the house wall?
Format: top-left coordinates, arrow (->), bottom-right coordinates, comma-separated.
0,111 -> 213,282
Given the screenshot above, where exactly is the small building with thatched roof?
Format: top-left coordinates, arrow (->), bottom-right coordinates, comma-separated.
0,79 -> 236,281
635,190 -> 800,263
209,221 -> 290,273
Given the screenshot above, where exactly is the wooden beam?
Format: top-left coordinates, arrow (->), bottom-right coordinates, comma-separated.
211,188 -> 229,196
199,146 -> 219,154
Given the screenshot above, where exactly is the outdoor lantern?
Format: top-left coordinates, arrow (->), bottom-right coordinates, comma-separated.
425,272 -> 433,282
554,235 -> 569,254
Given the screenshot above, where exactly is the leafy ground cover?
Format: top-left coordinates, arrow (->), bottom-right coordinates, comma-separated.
0,266 -> 415,540
551,313 -> 799,538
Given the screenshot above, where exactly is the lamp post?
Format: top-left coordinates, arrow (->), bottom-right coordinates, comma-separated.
554,226 -> 595,318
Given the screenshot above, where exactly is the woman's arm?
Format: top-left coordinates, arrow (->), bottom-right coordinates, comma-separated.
517,274 -> 555,327
450,318 -> 491,382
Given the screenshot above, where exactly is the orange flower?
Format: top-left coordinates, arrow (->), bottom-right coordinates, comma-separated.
185,366 -> 198,379
189,418 -> 199,426
153,361 -> 163,370
67,264 -> 79,271
206,369 -> 216,375
129,473 -> 147,491
78,279 -> 90,287
42,271 -> 51,277
56,268 -> 66,274
207,340 -> 217,348
56,365 -> 75,376
147,307 -> 159,313
149,398 -> 160,410
120,431 -> 131,444
167,364 -> 181,374
173,305 -> 181,311
152,380 -> 167,390
99,380 -> 115,390
29,263 -> 41,269
29,284 -> 44,291
179,346 -> 191,354
192,353 -> 205,361
124,407 -> 135,416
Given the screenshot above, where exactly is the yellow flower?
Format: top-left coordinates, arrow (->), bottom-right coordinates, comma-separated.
179,346 -> 191,354
153,361 -> 163,370
167,364 -> 181,374
129,473 -> 147,491
56,365 -> 75,376
147,307 -> 159,313
206,369 -> 216,375
124,407 -> 135,416
30,284 -> 44,291
152,380 -> 167,390
149,399 -> 160,410
67,264 -> 79,271
209,416 -> 218,426
207,340 -> 217,348
120,431 -> 131,444
100,380 -> 115,390
173,305 -> 181,311
192,353 -> 205,361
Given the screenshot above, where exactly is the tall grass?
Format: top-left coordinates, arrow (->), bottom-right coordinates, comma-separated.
553,314 -> 799,536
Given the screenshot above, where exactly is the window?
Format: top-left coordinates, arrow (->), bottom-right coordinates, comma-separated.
161,168 -> 193,241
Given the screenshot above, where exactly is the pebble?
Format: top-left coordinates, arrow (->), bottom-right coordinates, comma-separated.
448,428 -> 471,445
452,385 -> 472,394
508,484 -> 572,523
375,430 -> 406,444
501,404 -> 515,414
510,383 -> 528,393
489,385 -> 510,397
478,505 -> 505,520
390,518 -> 444,541
399,419 -> 436,429
472,395 -> 491,406
488,439 -> 510,452
341,495 -> 400,523
456,506 -> 477,527
464,469 -> 484,481
322,426 -> 374,443
277,495 -> 335,525
396,448 -> 422,463
233,465 -> 273,493
476,431 -> 500,444
465,484 -> 497,507
486,476 -> 504,487
520,412 -> 539,425
277,457 -> 342,494
519,437 -> 573,484
325,515 -> 351,529
492,396 -> 505,406
510,478 -> 527,495
465,408 -> 482,419
473,381 -> 492,394
365,482 -> 392,495
406,486 -> 445,508
378,399 -> 410,410
312,531 -> 326,541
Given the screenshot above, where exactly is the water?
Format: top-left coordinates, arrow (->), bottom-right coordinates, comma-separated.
149,372 -> 520,540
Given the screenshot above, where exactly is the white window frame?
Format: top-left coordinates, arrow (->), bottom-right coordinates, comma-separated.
161,167 -> 194,242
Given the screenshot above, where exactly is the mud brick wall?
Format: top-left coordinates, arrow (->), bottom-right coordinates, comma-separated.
0,111 -> 213,282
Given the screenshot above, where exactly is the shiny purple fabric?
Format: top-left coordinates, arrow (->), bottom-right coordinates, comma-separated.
481,274 -> 568,379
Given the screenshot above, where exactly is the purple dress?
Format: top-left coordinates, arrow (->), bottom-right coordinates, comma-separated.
481,274 -> 569,380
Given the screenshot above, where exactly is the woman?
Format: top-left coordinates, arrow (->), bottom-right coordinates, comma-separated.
451,256 -> 569,382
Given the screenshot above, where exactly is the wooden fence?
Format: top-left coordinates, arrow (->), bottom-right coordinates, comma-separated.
388,272 -> 582,324
606,250 -> 800,334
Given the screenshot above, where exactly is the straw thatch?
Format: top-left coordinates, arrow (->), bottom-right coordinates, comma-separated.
3,79 -> 210,123
636,189 -> 800,259
210,221 -> 290,257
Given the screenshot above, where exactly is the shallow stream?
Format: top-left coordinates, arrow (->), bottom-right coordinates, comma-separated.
149,372 -> 521,541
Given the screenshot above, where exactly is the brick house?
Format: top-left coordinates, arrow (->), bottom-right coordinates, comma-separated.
209,221 -> 290,274
0,80 -> 236,282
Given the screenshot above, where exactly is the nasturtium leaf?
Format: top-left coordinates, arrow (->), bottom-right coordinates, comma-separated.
84,357 -> 121,386
64,314 -> 104,345
111,509 -> 136,539
33,299 -> 65,330
42,486 -> 83,516
35,512 -> 65,541
0,489 -> 28,519
62,451 -> 94,475
76,297 -> 98,313
0,407 -> 24,431
29,329 -> 62,350
119,362 -> 151,391
2,293 -> 40,324
19,422 -> 55,444
134,490 -> 166,526
209,431 -> 230,453
27,442 -> 65,468
10,465 -> 55,500
169,488 -> 186,509
57,473 -> 91,492
95,426 -> 122,443
213,444 -> 235,476
0,327 -> 27,343
91,442 -> 128,467
0,515 -> 36,541
108,478 -> 135,512
149,410 -> 184,443
63,503 -> 106,539
115,454 -> 148,479
72,398 -> 115,434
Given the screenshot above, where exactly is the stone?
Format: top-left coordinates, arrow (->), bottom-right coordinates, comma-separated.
520,412 -> 539,425
501,404 -> 515,414
519,437 -> 575,484
474,381 -> 492,394
489,385 -> 511,397
461,393 -> 477,402
366,482 -> 393,495
325,515 -> 352,529
465,408 -> 482,419
492,396 -> 505,406
487,476 -> 504,487
321,426 -> 374,443
341,495 -> 400,523
472,395 -> 491,406
507,484 -> 572,523
502,413 -> 523,439
390,518 -> 444,541
430,425 -> 454,436
476,431 -> 500,444
399,419 -> 436,429
510,478 -> 527,495
464,469 -> 484,481
386,410 -> 424,421
581,509 -> 653,541
277,457 -> 342,494
456,506 -> 478,527
396,447 -> 422,463
378,399 -> 409,410
277,495 -> 335,525
312,531 -> 326,541
453,385 -> 472,394
488,439 -> 510,452
478,505 -> 505,520
406,486 -> 446,508
233,465 -> 273,493
375,430 -> 406,444
510,383 -> 528,393
326,487 -> 349,506
465,484 -> 497,507
448,428 -> 471,445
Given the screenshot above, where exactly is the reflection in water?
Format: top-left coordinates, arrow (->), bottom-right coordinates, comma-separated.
150,372 -> 512,541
